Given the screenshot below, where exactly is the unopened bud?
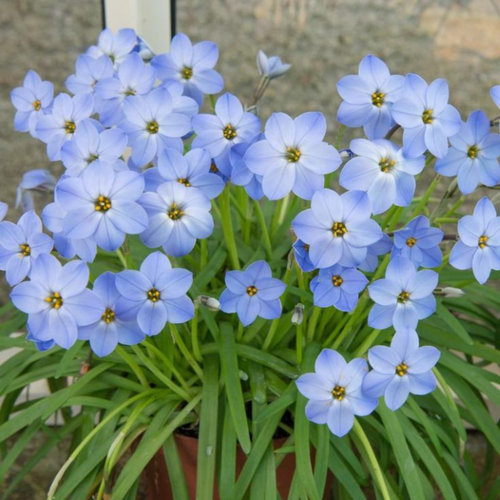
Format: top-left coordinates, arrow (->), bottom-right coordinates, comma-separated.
239,370 -> 248,381
339,148 -> 354,160
292,303 -> 305,325
441,287 -> 464,298
195,295 -> 220,312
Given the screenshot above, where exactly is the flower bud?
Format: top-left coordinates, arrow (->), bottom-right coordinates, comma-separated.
196,295 -> 220,312
441,287 -> 464,298
256,50 -> 291,80
292,303 -> 305,325
339,148 -> 354,160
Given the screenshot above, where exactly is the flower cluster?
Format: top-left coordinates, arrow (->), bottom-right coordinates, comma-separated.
5,30 -> 499,440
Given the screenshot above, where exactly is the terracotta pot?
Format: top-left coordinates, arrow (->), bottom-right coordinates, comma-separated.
143,433 -> 332,499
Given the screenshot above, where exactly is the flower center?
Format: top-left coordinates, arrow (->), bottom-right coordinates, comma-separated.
87,153 -> 99,163
332,385 -> 346,401
181,66 -> 193,80
95,195 -> 112,212
395,363 -> 408,377
168,203 -> 184,220
124,87 -> 136,96
304,244 -> 310,251
332,222 -> 347,237
146,120 -> 159,134
285,147 -> 301,163
406,237 -> 417,247
45,292 -> 63,310
20,243 -> 31,257
178,178 -> 191,187
332,275 -> 343,287
467,145 -> 479,159
65,121 -> 76,134
147,287 -> 161,302
397,291 -> 410,303
379,156 -> 396,173
372,91 -> 385,107
33,100 -> 41,111
102,307 -> 116,324
246,285 -> 258,296
223,124 -> 237,140
210,162 -> 219,173
478,235 -> 488,249
422,109 -> 434,125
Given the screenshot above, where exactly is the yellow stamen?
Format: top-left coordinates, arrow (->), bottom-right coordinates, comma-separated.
45,292 -> 63,310
406,237 -> 417,247
65,121 -> 76,134
467,145 -> 479,159
332,275 -> 343,287
396,363 -> 408,377
398,291 -> 410,303
422,109 -> 433,124
246,285 -> 258,296
285,147 -> 301,163
181,66 -> 193,80
332,385 -> 346,401
178,178 -> 191,187
379,156 -> 396,173
102,308 -> 116,324
33,100 -> 41,111
223,124 -> 237,140
478,235 -> 488,249
146,120 -> 159,134
20,243 -> 31,257
147,288 -> 161,302
168,203 -> 184,220
372,91 -> 385,107
95,195 -> 112,212
332,222 -> 347,237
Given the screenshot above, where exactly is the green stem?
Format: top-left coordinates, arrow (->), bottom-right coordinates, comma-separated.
200,238 -> 208,269
306,306 -> 321,342
253,199 -> 273,260
296,322 -> 304,366
115,248 -> 128,269
353,420 -> 391,500
278,193 -> 291,226
115,345 -> 149,387
220,187 -> 240,269
262,318 -> 280,351
412,173 -> 440,218
353,329 -> 380,357
170,324 -> 204,380
191,306 -> 203,362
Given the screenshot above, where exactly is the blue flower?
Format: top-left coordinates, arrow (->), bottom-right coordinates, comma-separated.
42,201 -> 97,263
66,54 -> 114,95
36,93 -> 94,161
337,55 -> 404,139
27,331 -> 55,352
86,28 -> 137,66
15,169 -> 57,213
391,74 -> 461,158
78,272 -> 144,357
95,52 -> 156,126
293,239 -> 315,272
340,139 -> 425,215
192,93 -> 260,177
0,210 -> 53,286
115,251 -> 194,336
435,110 -> 500,194
450,197 -> 500,284
120,87 -> 193,167
55,163 -> 148,252
0,202 -> 7,221
296,350 -> 377,437
357,234 -> 393,273
244,112 -> 341,200
11,70 -> 53,138
256,50 -> 291,80
310,265 -> 368,312
219,261 -> 286,326
292,189 -> 383,268
60,120 -> 128,177
151,33 -> 224,106
392,216 -> 443,268
362,329 -> 439,410
368,256 -> 438,330
144,147 -> 225,200
139,181 -> 213,257
10,254 -> 102,348
230,134 -> 264,200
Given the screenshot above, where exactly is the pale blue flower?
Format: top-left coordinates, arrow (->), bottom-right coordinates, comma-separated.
0,210 -> 53,285
296,350 -> 377,437
340,138 -> 425,214
11,70 -> 54,138
115,251 -> 194,336
15,169 -> 57,213
36,93 -> 94,160
86,28 -> 137,66
368,256 -> 438,330
219,261 -> 286,326
11,254 -> 102,349
293,239 -> 315,272
392,216 -> 443,268
358,234 -> 393,273
435,110 -> 500,194
55,163 -> 148,252
66,54 -> 114,95
151,33 -> 224,105
230,134 -> 264,200
450,197 -> 500,284
391,74 -> 461,158
310,265 -> 368,312
292,189 -> 383,268
244,112 -> 341,200
337,55 -> 404,139
78,272 -> 144,357
363,329 -> 439,410
256,50 -> 291,80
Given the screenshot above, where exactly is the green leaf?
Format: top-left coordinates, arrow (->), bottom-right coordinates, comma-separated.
218,403 -> 237,498
163,436 -> 190,500
378,402 -> 426,500
196,355 -> 219,499
436,301 -> 473,345
218,323 -> 251,454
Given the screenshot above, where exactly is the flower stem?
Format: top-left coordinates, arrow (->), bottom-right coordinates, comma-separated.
191,306 -> 203,362
115,248 -> 128,269
296,321 -> 304,365
220,187 -> 240,269
253,199 -> 273,261
411,172 -> 440,218
306,306 -> 321,342
170,324 -> 204,380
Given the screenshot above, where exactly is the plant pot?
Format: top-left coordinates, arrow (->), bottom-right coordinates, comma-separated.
142,433 -> 332,499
